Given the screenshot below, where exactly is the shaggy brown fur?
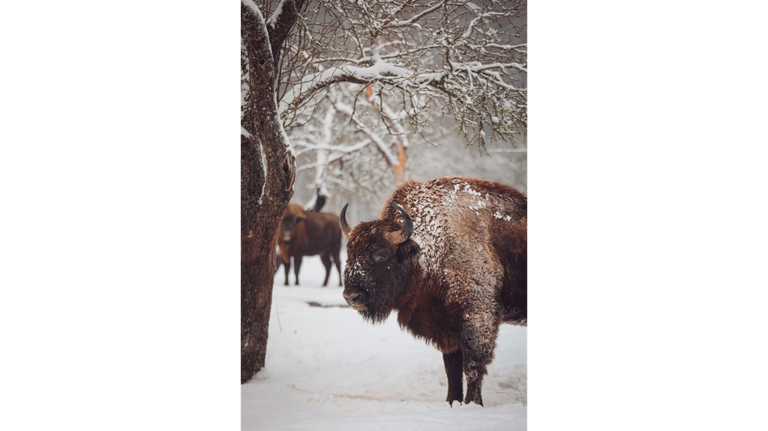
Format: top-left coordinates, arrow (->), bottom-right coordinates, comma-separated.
278,204 -> 342,287
341,177 -> 526,406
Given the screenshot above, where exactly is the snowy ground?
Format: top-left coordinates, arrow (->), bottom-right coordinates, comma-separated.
242,254 -> 527,430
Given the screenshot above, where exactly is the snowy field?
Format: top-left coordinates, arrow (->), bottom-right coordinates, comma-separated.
242,254 -> 527,430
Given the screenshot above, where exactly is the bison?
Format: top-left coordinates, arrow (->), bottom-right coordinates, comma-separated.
340,177 -> 526,406
277,203 -> 343,287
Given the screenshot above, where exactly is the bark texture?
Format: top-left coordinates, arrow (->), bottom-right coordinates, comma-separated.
241,1 -> 300,384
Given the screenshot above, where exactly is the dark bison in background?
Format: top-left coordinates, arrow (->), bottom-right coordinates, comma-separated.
340,177 -> 526,406
276,203 -> 342,287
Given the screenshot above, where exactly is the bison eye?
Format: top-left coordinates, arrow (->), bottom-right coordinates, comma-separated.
372,250 -> 390,264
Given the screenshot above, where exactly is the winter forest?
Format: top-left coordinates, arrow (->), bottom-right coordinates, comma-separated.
241,0 -> 527,429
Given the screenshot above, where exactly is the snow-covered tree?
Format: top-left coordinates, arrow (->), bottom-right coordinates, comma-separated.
288,83 -> 410,209
241,0 -> 526,383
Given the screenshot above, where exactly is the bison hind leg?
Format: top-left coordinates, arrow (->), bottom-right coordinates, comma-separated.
442,349 -> 464,406
320,252 -> 332,287
332,249 -> 342,286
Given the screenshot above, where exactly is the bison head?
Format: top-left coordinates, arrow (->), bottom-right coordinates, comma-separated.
340,203 -> 421,323
280,204 -> 307,245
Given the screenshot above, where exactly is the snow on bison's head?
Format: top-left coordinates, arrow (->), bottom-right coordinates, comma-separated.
339,203 -> 420,323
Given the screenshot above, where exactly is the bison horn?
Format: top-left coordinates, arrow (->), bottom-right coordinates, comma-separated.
340,203 -> 353,237
387,204 -> 413,245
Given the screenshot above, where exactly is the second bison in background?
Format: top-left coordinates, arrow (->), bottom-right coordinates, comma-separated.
340,177 -> 526,406
277,204 -> 342,287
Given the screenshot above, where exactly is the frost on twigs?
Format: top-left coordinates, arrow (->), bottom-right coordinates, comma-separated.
277,0 -> 526,198
278,0 -> 526,147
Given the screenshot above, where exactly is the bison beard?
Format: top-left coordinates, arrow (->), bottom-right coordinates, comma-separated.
345,221 -> 420,324
341,177 -> 527,407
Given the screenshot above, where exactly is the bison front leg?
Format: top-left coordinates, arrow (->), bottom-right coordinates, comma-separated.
442,349 -> 464,406
282,257 -> 291,286
293,255 -> 303,285
460,312 -> 500,406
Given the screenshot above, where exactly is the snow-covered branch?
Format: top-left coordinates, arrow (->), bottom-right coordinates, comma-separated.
332,98 -> 400,167
273,0 -> 526,199
276,0 -> 526,146
388,0 -> 447,28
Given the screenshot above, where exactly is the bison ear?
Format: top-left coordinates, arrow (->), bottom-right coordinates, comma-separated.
396,239 -> 420,263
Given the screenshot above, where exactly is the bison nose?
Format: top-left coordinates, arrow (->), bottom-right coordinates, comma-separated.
343,290 -> 362,301
343,288 -> 367,309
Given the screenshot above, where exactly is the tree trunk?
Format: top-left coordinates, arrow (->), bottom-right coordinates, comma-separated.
241,2 -> 297,384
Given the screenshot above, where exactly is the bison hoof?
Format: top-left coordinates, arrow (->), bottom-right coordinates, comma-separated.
447,391 -> 463,407
463,394 -> 483,406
